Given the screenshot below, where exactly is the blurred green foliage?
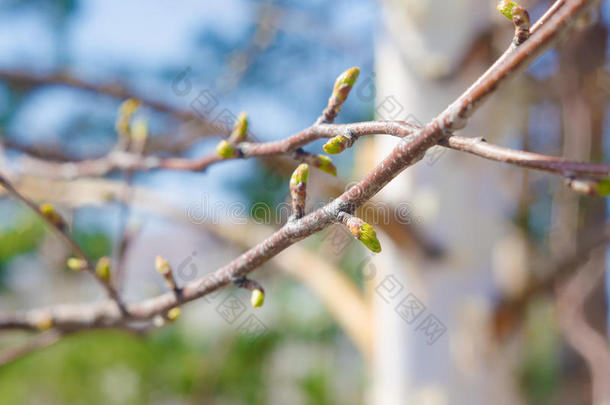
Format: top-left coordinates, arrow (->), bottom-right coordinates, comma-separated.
0,203 -> 113,286
232,163 -> 289,222
0,213 -> 44,264
0,212 -> 45,288
519,299 -> 561,404
0,313 -> 358,405
71,228 -> 112,262
0,328 -> 279,405
301,370 -> 336,405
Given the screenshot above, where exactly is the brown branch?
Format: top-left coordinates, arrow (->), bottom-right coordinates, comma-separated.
441,135 -> 610,177
0,0 -> 600,333
0,173 -> 127,314
493,221 -> 610,339
0,176 -> 373,357
0,330 -> 63,366
532,0 -> 566,33
325,127 -> 610,183
10,121 -> 411,178
513,5 -> 531,45
289,164 -> 309,220
0,323 -> 154,366
0,69 -> 198,123
16,123 -> 610,184
155,255 -> 182,298
113,122 -> 148,288
557,255 -> 610,405
216,2 -> 279,93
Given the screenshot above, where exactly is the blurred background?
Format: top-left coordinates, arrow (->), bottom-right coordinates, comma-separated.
0,0 -> 609,404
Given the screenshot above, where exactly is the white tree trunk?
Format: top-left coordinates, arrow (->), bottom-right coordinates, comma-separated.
369,1 -> 527,404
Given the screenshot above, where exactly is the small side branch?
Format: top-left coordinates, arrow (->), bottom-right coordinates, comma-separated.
0,330 -> 63,366
557,258 -> 610,404
290,164 -> 309,220
498,1 -> 531,45
0,173 -> 127,314
338,212 -> 382,253
234,277 -> 265,308
0,69 -> 202,124
441,136 -> 610,178
155,256 -> 182,298
13,121 -> 415,178
317,67 -> 360,124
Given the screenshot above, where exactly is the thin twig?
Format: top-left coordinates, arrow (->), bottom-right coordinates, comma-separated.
15,120 -> 610,184
0,330 -> 63,366
441,135 -> 610,177
0,69 -> 201,124
0,174 -> 127,314
557,254 -> 610,405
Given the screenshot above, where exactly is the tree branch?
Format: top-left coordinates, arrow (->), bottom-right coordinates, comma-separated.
0,330 -> 63,366
0,0 -> 600,337
0,69 -> 198,123
441,135 -> 610,178
0,174 -> 127,314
